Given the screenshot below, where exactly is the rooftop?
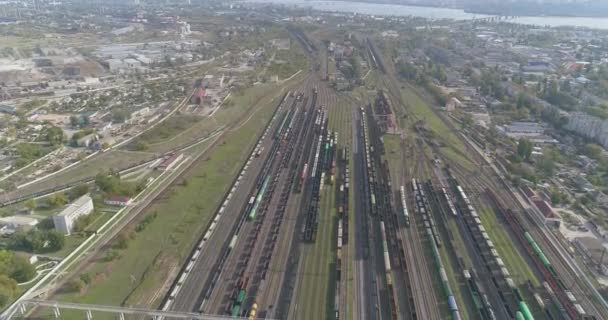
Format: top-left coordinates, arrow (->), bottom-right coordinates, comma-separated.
0,215 -> 39,227
57,194 -> 92,217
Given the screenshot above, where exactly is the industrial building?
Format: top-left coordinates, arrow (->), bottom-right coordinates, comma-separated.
104,196 -> 132,207
0,216 -> 39,234
502,121 -> 545,137
53,194 -> 94,235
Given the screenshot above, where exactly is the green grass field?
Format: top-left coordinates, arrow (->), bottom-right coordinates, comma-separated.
295,184 -> 337,320
477,205 -> 539,287
477,205 -> 545,317
382,135 -> 402,182
400,86 -> 466,153
134,114 -> 204,146
327,96 -> 354,148
439,146 -> 476,172
268,47 -> 308,80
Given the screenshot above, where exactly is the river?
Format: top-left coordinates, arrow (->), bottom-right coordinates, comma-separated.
244,0 -> 608,30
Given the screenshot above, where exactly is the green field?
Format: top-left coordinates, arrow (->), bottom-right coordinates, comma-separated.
268,46 -> 308,80
439,146 -> 476,172
327,96 -> 354,148
477,205 -> 539,287
294,184 -> 337,320
382,135 -> 402,183
134,114 -> 205,147
477,205 -> 544,317
400,86 -> 466,153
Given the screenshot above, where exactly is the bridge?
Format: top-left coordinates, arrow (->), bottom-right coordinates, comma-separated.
4,299 -> 247,320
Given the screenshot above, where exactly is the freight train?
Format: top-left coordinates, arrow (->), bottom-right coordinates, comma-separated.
412,179 -> 461,319
485,189 -> 591,320
399,185 -> 410,226
454,182 -> 537,319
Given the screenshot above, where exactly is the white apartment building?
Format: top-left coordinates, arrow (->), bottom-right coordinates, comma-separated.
53,194 -> 94,235
567,112 -> 608,149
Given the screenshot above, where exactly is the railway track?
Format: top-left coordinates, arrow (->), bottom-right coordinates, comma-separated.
370,33 -> 605,318
254,81 -> 322,318
167,87 -> 296,314
200,82 -> 322,318
441,145 -> 605,320
366,38 -> 386,74
287,80 -> 348,320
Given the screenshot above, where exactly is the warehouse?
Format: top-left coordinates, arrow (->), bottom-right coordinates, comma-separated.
0,216 -> 39,234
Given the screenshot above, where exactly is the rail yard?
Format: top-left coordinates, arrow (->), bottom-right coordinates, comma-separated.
150,26 -> 608,320
10,11 -> 608,320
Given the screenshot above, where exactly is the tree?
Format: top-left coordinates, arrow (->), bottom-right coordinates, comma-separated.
37,217 -> 55,230
0,275 -> 17,308
24,199 -> 37,211
80,273 -> 91,285
111,108 -> 130,123
133,141 -> 149,151
541,107 -> 568,129
44,126 -> 65,146
517,138 -> 533,161
9,256 -> 35,283
583,143 -> 603,160
46,230 -> 65,251
81,115 -> 90,127
461,113 -> 474,129
397,61 -> 418,80
536,154 -> 555,178
0,250 -> 35,283
47,193 -> 68,207
69,115 -> 79,128
348,56 -> 361,80
114,233 -> 129,250
68,185 -> 90,200
10,230 -> 64,253
550,188 -> 564,205
104,249 -> 120,262
516,93 -> 531,110
66,279 -> 85,293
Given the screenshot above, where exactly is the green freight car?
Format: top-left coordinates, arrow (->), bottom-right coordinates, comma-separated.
231,305 -> 241,317
249,177 -> 270,220
519,301 -> 534,320
524,232 -> 551,268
